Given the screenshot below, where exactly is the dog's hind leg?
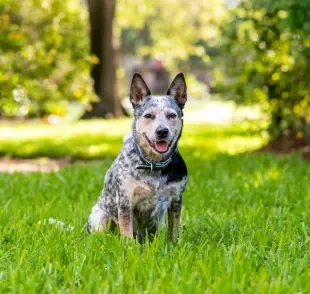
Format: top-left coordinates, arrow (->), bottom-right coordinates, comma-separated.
168,197 -> 182,242
87,204 -> 110,233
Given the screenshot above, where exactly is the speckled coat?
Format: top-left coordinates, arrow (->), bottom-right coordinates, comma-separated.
87,73 -> 188,242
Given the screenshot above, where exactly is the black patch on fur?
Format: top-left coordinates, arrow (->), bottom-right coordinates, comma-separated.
161,150 -> 187,184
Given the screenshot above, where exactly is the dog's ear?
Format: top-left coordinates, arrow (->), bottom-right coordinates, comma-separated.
166,73 -> 187,109
130,73 -> 151,106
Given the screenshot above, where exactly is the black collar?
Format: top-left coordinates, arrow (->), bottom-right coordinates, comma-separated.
135,145 -> 174,171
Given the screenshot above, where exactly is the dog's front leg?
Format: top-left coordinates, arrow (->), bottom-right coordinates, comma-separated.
168,197 -> 182,242
118,205 -> 133,238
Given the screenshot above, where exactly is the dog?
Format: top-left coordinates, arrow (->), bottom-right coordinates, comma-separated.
87,73 -> 188,242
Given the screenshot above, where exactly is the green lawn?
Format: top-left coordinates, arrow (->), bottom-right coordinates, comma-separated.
0,119 -> 310,293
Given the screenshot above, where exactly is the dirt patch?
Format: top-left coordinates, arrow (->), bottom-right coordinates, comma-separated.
0,157 -> 105,173
0,157 -> 72,173
258,133 -> 310,160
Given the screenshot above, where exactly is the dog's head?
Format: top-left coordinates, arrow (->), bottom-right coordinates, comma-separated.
130,73 -> 187,161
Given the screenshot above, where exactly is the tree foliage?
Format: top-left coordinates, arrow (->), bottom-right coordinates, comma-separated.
223,0 -> 310,140
116,0 -> 227,70
0,0 -> 96,118
1,0 -> 227,118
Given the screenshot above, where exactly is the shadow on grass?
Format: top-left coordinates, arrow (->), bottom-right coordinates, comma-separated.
181,146 -> 310,247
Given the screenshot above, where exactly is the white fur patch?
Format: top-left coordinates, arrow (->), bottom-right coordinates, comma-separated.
88,204 -> 112,232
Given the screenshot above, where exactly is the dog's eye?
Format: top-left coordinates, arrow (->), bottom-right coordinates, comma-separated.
167,113 -> 177,119
144,113 -> 152,119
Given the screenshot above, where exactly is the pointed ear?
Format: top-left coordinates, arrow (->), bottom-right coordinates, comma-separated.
130,73 -> 151,106
166,73 -> 187,109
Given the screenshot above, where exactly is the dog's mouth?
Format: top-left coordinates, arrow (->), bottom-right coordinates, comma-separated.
144,135 -> 172,154
154,141 -> 169,153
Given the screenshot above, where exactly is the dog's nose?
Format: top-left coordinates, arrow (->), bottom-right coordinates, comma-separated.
156,127 -> 169,139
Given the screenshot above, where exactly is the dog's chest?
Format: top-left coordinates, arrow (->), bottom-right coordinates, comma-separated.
131,175 -> 180,212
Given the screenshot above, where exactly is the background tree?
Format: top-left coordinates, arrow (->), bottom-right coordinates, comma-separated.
85,0 -> 227,117
83,0 -> 123,118
0,0 -> 227,119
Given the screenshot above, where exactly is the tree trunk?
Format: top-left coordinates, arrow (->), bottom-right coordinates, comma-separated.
83,0 -> 123,118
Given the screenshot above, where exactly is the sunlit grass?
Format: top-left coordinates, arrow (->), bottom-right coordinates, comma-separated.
0,119 -> 265,159
0,119 -> 130,159
0,119 -> 310,293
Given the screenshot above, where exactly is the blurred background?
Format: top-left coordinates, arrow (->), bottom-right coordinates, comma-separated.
1,2 -> 310,290
0,0 -> 309,157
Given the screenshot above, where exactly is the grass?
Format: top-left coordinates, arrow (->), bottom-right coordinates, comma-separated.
0,118 -> 310,293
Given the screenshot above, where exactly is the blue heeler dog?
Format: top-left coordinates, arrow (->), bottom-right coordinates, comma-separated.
87,73 -> 188,242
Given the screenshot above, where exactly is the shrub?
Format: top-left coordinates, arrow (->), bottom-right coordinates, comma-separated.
0,0 -> 96,118
223,0 -> 310,140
